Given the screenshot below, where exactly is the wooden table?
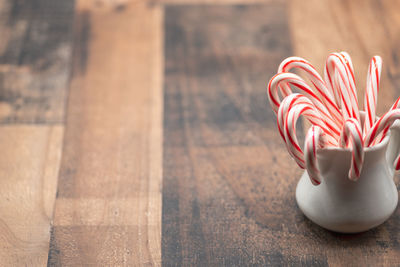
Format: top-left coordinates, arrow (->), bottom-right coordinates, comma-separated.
0,0 -> 399,265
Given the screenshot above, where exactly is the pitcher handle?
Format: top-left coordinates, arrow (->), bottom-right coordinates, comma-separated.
386,120 -> 400,174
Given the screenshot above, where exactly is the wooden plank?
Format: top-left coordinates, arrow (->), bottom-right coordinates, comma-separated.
0,126 -> 63,266
162,4 -> 301,266
0,0 -> 74,123
0,1 -> 72,265
48,1 -> 163,265
162,4 -> 400,266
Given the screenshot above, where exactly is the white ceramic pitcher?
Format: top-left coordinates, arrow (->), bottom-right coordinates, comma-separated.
296,120 -> 400,233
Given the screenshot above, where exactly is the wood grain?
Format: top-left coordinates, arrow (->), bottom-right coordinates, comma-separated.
163,4 -> 301,266
162,4 -> 400,266
0,1 -> 72,265
0,0 -> 398,265
0,0 -> 74,123
0,126 -> 63,266
48,1 -> 163,265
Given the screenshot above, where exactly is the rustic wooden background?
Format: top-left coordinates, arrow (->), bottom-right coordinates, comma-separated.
0,0 -> 399,266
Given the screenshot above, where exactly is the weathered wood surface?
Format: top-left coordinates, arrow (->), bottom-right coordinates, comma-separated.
0,126 -> 63,266
0,0 -> 399,266
162,3 -> 400,266
0,0 -> 74,123
48,1 -> 163,265
0,0 -> 72,266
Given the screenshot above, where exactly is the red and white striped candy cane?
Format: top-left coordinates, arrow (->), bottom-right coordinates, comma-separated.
340,118 -> 364,181
268,72 -> 341,139
280,99 -> 337,168
337,52 -> 357,107
363,56 -> 382,138
325,53 -> 359,120
365,109 -> 400,147
374,96 -> 400,145
325,53 -> 360,123
340,51 -> 356,85
365,109 -> 400,170
277,93 -> 337,148
305,126 -> 327,185
277,57 -> 343,125
277,93 -> 302,143
324,53 -> 345,106
338,51 -> 357,110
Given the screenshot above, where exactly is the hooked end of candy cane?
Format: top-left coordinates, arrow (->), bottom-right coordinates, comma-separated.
310,176 -> 321,186
348,168 -> 361,181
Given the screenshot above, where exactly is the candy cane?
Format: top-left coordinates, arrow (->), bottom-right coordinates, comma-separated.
340,51 -> 356,85
365,108 -> 400,171
365,109 -> 400,147
268,72 -> 341,139
279,98 -> 337,169
277,93 -> 317,142
277,93 -> 337,148
325,53 -> 360,123
363,56 -> 382,138
367,109 -> 400,170
305,126 -> 327,185
338,51 -> 357,112
328,53 -> 359,120
340,118 -> 364,181
374,96 -> 400,145
278,57 -> 343,125
324,53 -> 346,107
337,52 -> 357,110
277,94 -> 302,143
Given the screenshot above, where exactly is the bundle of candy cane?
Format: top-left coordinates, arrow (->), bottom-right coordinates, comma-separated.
267,52 -> 400,185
